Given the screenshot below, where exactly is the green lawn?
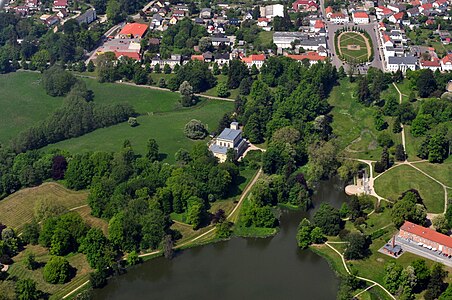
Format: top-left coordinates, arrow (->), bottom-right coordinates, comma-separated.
83,79 -> 181,114
338,32 -> 370,62
257,31 -> 274,46
43,99 -> 234,163
374,164 -> 444,213
414,157 -> 452,187
0,72 -> 65,144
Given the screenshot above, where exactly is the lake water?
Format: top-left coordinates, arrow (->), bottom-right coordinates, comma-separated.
93,178 -> 349,300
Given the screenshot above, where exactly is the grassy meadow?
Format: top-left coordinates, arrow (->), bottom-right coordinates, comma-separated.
43,99 -> 234,162
374,165 -> 444,213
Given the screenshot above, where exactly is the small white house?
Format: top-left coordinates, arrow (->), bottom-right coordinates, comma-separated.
209,122 -> 248,162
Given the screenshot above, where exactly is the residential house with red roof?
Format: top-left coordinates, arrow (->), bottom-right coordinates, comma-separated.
419,3 -> 433,14
352,11 -> 369,24
52,0 -> 67,12
330,12 -> 348,23
257,18 -> 270,27
375,6 -> 393,20
399,221 -> 452,256
441,54 -> 452,71
241,54 -> 266,69
285,51 -> 327,66
420,57 -> 441,71
389,12 -> 404,24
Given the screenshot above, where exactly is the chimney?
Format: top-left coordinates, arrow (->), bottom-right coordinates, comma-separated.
392,236 -> 395,248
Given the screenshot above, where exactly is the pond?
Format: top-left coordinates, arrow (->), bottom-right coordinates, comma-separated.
93,178 -> 349,300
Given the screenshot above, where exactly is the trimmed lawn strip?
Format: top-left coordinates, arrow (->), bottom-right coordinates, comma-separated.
374,165 -> 444,213
42,99 -> 234,163
404,125 -> 424,162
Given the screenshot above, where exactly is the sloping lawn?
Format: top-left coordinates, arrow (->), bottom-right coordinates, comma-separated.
43,99 -> 234,163
374,165 -> 444,213
414,158 -> 452,187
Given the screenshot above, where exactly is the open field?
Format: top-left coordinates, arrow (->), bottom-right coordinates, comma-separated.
374,165 -> 444,213
414,158 -> 452,187
9,245 -> 92,300
0,72 -> 65,144
337,32 -> 371,62
329,80 -> 385,160
0,183 -> 88,231
43,99 -> 234,163
404,125 -> 424,161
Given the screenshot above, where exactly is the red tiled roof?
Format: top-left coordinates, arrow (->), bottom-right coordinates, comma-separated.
53,0 -> 67,7
421,3 -> 433,10
401,221 -> 452,249
114,51 -> 140,60
314,19 -> 325,28
442,54 -> 452,64
258,17 -> 269,22
353,11 -> 369,19
242,54 -> 266,63
325,6 -> 333,14
191,55 -> 204,61
119,23 -> 148,38
331,12 -> 346,18
286,52 -> 327,62
420,59 -> 440,67
392,12 -> 404,20
383,34 -> 391,42
410,0 -> 421,6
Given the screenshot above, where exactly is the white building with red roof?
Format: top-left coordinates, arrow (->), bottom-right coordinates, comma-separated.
241,54 -> 266,69
26,0 -> 39,10
325,6 -> 333,18
399,221 -> 452,257
52,0 -> 67,12
257,18 -> 270,27
118,23 -> 148,39
285,52 -> 327,65
420,57 -> 441,71
352,11 -> 369,24
389,12 -> 404,23
330,12 -> 349,23
441,54 -> 452,71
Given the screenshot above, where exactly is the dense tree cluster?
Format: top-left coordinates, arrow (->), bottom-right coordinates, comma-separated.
168,60 -> 216,93
296,218 -> 325,249
391,190 -> 427,228
385,260 -> 449,299
313,203 -> 343,236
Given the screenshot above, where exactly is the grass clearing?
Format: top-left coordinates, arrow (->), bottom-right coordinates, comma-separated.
9,245 -> 92,300
0,183 -> 88,231
404,125 -> 424,162
43,99 -> 234,163
414,158 -> 452,187
374,165 -> 444,213
0,72 -> 65,144
329,79 -> 383,160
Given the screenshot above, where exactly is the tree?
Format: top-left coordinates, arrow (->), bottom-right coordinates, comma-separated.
383,96 -> 399,116
296,219 -> 313,249
395,144 -> 406,161
42,65 -> 77,97
146,138 -> 159,162
391,191 -> 427,228
216,82 -> 230,98
154,63 -> 161,73
163,64 -> 171,74
392,117 -> 402,134
106,0 -> 125,24
239,76 -> 253,95
127,250 -> 141,266
22,221 -> 40,245
162,235 -> 174,259
377,132 -> 393,148
87,60 -> 95,72
43,256 -> 71,284
310,227 -> 325,244
179,81 -> 195,107
313,203 -> 342,236
411,114 -> 434,137
411,259 -> 430,291
344,232 -> 369,260
417,69 -> 437,98
398,102 -> 416,124
186,196 -> 206,229
79,228 -> 115,270
425,264 -> 448,300
356,76 -> 371,105
212,62 -> 220,75
433,215 -> 449,234
374,113 -> 387,131
31,49 -> 50,72
16,279 -> 40,300
184,119 -> 208,139
227,59 -> 249,89
438,284 -> 452,300
52,155 -> 67,180
158,78 -> 166,88
34,198 -> 67,221
428,132 -> 448,163
385,262 -> 404,293
24,252 -> 38,270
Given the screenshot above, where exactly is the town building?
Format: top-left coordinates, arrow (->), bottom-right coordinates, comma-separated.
285,51 -> 327,65
441,54 -> 452,71
260,4 -> 284,19
387,56 -> 418,73
209,122 -> 248,163
330,12 -> 349,24
97,39 -> 142,61
399,221 -> 452,256
118,23 -> 148,39
352,11 -> 369,24
52,0 -> 67,12
241,54 -> 266,69
76,8 -> 96,25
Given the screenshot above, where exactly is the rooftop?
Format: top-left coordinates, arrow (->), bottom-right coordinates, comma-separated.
218,128 -> 242,141
119,23 -> 148,38
401,221 -> 452,249
388,56 -> 418,65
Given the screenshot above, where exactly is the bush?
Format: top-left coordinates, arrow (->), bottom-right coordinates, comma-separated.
90,271 -> 107,288
42,65 -> 77,97
43,256 -> 71,284
184,119 -> 208,139
128,117 -> 138,127
377,132 -> 394,147
374,161 -> 385,173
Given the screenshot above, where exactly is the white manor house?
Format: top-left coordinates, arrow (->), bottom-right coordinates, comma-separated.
209,122 -> 248,162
